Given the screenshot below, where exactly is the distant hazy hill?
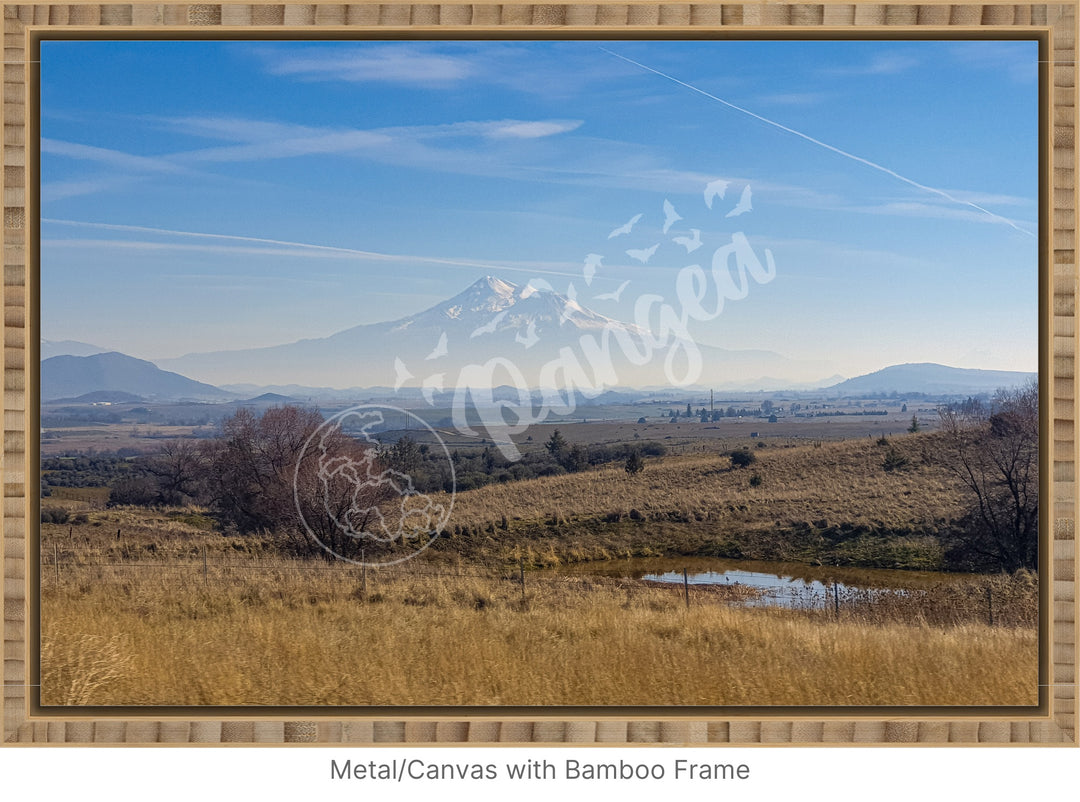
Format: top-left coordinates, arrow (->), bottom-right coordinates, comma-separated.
825,363 -> 1035,396
50,390 -> 146,404
41,352 -> 234,402
239,392 -> 299,404
40,339 -> 110,360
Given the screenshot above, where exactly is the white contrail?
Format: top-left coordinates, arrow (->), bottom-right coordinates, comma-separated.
41,218 -> 581,277
601,48 -> 1034,238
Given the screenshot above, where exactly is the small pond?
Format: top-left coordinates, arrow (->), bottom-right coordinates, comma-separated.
550,556 -> 963,609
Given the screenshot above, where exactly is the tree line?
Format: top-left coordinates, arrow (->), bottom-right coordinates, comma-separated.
44,379 -> 1039,573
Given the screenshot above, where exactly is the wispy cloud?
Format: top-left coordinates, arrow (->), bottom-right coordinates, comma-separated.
41,139 -> 197,201
819,52 -> 921,78
938,189 -> 1035,208
153,116 -> 322,143
42,176 -> 146,203
756,236 -> 939,274
42,138 -> 187,174
258,45 -> 476,85
856,200 -> 1035,228
485,120 -> 583,139
948,42 -> 1038,83
173,129 -> 394,163
54,116 -> 584,176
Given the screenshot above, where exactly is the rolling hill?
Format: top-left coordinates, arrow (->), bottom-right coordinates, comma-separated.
41,352 -> 235,402
824,363 -> 1035,396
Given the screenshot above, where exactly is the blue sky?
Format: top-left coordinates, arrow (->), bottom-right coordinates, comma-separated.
40,38 -> 1038,380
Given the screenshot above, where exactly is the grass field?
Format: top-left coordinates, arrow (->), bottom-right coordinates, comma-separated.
40,554 -> 1037,707
39,500 -> 1037,707
430,432 -> 966,569
35,426 -> 1037,708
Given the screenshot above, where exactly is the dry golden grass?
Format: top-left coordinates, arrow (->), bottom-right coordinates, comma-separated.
424,433 -> 966,568
36,433 -> 1035,708
450,434 -> 963,532
40,547 -> 1037,707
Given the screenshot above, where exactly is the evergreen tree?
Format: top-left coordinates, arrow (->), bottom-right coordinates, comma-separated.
545,429 -> 568,460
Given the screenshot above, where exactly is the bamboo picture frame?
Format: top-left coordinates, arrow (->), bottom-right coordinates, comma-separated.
2,1 -> 1076,746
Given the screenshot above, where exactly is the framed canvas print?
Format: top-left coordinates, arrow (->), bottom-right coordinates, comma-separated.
1,1 -> 1075,747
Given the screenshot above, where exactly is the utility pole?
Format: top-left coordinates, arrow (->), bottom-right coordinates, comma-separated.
710,389 -> 714,415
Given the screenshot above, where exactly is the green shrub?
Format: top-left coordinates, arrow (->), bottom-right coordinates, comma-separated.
882,448 -> 909,472
730,449 -> 756,469
40,507 -> 70,524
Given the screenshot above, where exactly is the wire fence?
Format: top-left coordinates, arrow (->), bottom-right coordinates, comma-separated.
40,543 -> 1038,629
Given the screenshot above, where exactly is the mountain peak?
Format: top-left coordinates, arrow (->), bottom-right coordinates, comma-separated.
428,275 -> 521,322
468,275 -> 518,302
473,275 -> 518,292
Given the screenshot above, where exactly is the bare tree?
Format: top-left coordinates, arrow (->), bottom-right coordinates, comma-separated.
935,379 -> 1038,572
145,438 -> 205,505
203,406 -> 403,560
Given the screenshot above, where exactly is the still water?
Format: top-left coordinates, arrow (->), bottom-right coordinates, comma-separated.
552,556 -> 961,609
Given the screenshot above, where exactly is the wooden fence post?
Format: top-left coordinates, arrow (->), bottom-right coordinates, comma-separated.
833,583 -> 840,620
683,568 -> 690,609
54,542 -> 59,585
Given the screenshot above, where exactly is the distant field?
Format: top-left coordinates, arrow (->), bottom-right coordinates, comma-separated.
42,486 -> 110,507
502,415 -> 937,452
40,424 -> 207,457
39,393 -> 938,457
39,412 -> 935,460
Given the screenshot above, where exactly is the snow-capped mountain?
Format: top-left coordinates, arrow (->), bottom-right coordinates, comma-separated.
156,275 -> 809,390
388,276 -> 648,338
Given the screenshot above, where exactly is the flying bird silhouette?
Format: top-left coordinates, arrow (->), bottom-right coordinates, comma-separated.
608,213 -> 643,239
521,278 -> 554,299
626,243 -> 659,264
393,358 -> 413,391
704,178 -> 729,209
662,200 -> 682,234
425,331 -> 448,360
421,373 -> 445,405
583,253 -> 604,286
470,310 -> 508,338
672,228 -> 702,253
559,283 -> 580,324
515,320 -> 540,349
726,185 -> 752,217
594,280 -> 631,302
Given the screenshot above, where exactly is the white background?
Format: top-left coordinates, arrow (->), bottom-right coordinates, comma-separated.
1,745 -> 1077,800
